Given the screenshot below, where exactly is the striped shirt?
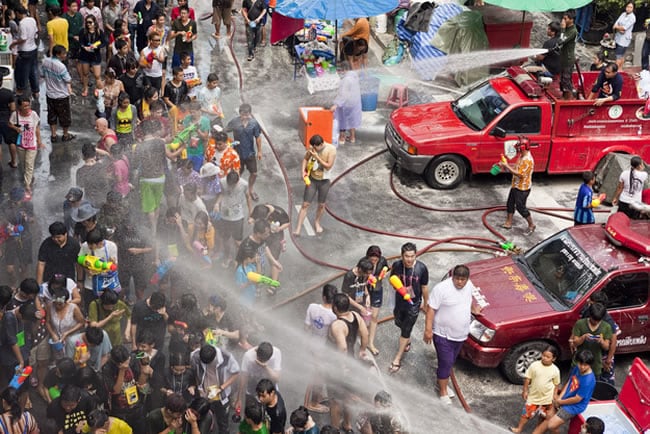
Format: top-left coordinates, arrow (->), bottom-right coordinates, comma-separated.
511,153 -> 534,191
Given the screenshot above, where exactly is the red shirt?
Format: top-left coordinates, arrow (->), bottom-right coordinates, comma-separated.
171,6 -> 195,21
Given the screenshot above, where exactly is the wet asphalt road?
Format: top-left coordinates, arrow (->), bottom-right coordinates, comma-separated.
3,4 -> 649,433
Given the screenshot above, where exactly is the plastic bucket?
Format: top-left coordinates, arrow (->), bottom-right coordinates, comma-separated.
48,338 -> 64,352
361,93 -> 378,112
361,76 -> 381,112
490,164 -> 501,175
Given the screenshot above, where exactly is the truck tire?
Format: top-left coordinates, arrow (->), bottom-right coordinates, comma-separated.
501,341 -> 554,385
424,155 -> 466,189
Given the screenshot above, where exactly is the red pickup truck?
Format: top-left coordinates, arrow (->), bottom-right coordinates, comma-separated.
386,66 -> 650,189
460,214 -> 650,384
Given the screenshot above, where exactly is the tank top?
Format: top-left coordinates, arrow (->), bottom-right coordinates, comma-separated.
329,313 -> 359,357
50,303 -> 78,339
115,106 -> 134,134
98,132 -> 119,152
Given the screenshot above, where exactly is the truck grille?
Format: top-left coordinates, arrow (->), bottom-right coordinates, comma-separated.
385,122 -> 405,149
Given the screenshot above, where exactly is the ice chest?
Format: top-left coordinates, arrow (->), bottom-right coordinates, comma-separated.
298,106 -> 333,148
567,357 -> 650,434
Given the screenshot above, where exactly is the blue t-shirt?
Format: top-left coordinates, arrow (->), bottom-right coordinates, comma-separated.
226,116 -> 261,160
574,183 -> 594,224
561,365 -> 596,415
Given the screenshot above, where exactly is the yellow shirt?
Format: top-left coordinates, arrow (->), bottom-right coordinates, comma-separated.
82,417 -> 133,434
524,360 -> 560,405
47,17 -> 69,50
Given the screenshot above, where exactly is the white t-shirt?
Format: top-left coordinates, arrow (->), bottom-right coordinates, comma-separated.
218,179 -> 248,221
618,168 -> 648,204
40,278 -> 77,301
428,277 -> 475,342
179,194 -> 208,223
198,85 -> 222,117
78,240 -> 119,290
241,345 -> 282,395
304,303 -> 336,340
141,46 -> 164,78
183,65 -> 199,98
9,110 -> 40,151
17,16 -> 38,51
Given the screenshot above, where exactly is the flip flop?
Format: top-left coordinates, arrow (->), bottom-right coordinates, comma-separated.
62,134 -> 76,142
8,161 -> 17,168
501,224 -> 512,230
389,362 -> 401,374
368,346 -> 379,356
250,191 -> 259,201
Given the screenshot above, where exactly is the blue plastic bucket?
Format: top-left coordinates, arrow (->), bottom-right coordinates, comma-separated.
361,75 -> 380,112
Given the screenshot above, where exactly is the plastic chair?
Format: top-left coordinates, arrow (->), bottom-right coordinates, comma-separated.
387,84 -> 408,108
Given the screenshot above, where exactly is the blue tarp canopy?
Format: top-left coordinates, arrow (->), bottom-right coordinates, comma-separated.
276,0 -> 398,20
396,2 -> 465,81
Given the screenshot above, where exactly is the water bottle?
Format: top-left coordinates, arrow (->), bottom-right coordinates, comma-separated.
0,31 -> 7,52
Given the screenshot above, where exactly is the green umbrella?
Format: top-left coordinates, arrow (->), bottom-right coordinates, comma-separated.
482,0 -> 593,46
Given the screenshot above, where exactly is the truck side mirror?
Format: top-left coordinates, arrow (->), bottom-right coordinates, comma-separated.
491,127 -> 506,138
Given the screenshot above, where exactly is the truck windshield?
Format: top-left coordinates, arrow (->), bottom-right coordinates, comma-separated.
523,232 -> 605,309
455,83 -> 509,131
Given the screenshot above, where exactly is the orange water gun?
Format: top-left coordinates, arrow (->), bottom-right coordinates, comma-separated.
389,275 -> 413,304
368,266 -> 389,288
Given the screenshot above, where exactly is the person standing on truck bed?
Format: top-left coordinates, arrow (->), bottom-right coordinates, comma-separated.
612,155 -> 647,219
588,63 -> 623,106
500,138 -> 536,235
557,9 -> 577,100
612,2 -> 636,71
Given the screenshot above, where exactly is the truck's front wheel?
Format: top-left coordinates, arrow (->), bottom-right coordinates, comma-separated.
424,155 -> 466,189
501,341 -> 554,384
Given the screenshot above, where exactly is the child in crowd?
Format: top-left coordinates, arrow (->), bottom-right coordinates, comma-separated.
574,171 -> 597,226
181,52 -> 200,100
235,246 -> 259,307
197,72 -> 223,124
531,349 -> 597,434
238,399 -> 269,434
510,346 -> 561,433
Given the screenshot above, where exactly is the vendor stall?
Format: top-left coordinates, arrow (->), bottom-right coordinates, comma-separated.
293,22 -> 340,94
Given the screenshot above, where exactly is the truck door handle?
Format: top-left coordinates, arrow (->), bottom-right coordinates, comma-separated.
639,315 -> 648,322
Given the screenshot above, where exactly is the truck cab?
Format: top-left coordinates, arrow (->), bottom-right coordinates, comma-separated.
460,217 -> 650,384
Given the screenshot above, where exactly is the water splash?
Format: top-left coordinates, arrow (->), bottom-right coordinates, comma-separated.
412,48 -> 548,81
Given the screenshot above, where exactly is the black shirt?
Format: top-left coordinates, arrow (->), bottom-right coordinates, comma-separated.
38,236 -> 81,283
47,395 -> 94,434
390,259 -> 429,311
266,391 -> 287,434
542,35 -> 560,76
131,300 -> 167,350
0,88 -> 14,124
120,70 -> 145,105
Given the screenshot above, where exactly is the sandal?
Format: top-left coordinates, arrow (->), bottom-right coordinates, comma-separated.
250,191 -> 259,202
8,161 -> 17,168
404,341 -> 411,353
50,134 -> 59,143
389,362 -> 401,374
368,346 -> 379,356
501,224 -> 512,230
62,134 -> 76,142
525,225 -> 536,235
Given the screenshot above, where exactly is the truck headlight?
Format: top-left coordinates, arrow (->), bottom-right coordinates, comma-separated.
469,318 -> 495,343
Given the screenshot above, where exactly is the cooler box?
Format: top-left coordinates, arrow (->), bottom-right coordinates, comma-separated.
298,106 -> 333,148
567,357 -> 650,434
473,4 -> 533,49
